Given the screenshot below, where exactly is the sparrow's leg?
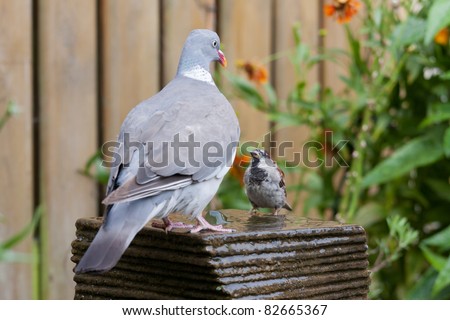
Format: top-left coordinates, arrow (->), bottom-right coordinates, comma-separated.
249,203 -> 259,215
190,216 -> 235,233
151,217 -> 193,232
273,208 -> 281,215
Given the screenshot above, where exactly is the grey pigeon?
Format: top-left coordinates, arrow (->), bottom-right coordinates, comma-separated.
244,149 -> 292,215
75,29 -> 240,274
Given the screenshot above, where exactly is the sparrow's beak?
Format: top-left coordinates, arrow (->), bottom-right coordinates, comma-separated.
250,150 -> 259,159
218,50 -> 227,68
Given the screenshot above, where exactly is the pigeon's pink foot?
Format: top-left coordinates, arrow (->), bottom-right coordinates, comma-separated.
190,216 -> 235,233
151,217 -> 193,232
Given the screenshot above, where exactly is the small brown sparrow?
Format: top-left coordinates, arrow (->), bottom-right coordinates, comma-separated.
244,149 -> 292,215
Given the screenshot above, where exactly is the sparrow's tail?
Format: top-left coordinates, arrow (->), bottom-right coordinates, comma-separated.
74,192 -> 171,274
283,202 -> 293,211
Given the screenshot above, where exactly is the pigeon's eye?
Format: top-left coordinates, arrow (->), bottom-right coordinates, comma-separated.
211,40 -> 218,48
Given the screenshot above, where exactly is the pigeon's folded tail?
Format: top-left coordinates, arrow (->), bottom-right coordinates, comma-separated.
74,192 -> 171,274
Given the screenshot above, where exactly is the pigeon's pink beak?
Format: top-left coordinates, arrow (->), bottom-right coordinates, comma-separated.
218,50 -> 227,68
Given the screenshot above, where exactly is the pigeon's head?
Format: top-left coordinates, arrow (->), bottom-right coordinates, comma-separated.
178,29 -> 227,76
185,29 -> 227,67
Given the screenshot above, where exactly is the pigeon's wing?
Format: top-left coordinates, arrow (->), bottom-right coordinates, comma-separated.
103,78 -> 239,205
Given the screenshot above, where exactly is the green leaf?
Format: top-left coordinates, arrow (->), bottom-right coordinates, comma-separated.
425,179 -> 450,202
405,55 -> 425,83
268,112 -> 302,127
392,17 -> 426,47
263,83 -> 278,112
406,267 -> 437,299
79,150 -> 110,185
440,71 -> 450,80
94,157 -> 110,185
0,249 -> 32,263
425,0 -> 450,45
421,245 -> 447,271
6,100 -> 20,116
444,127 -> 450,157
373,8 -> 383,29
226,73 -> 267,111
423,225 -> 450,251
372,113 -> 391,142
292,23 -> 302,46
1,205 -> 42,250
0,101 -> 20,132
345,25 -> 367,75
420,103 -> 450,128
353,202 -> 385,227
433,256 -> 450,296
294,42 -> 310,66
83,150 -> 101,173
362,132 -> 444,187
387,215 -> 418,249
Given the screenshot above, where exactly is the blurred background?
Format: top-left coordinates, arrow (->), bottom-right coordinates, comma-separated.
1,0 -> 449,300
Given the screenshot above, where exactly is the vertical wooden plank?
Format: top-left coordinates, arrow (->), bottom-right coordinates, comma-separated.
218,0 -> 272,144
274,0 -> 320,96
273,0 -> 320,215
101,0 -> 160,143
323,1 -> 362,90
323,15 -> 347,91
162,0 -> 216,85
39,0 -> 98,299
0,0 -> 33,299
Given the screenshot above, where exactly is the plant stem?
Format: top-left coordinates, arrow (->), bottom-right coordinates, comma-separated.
348,106 -> 372,221
339,103 -> 372,221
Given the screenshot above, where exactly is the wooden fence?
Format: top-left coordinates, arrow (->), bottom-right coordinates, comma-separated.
0,0 -> 351,299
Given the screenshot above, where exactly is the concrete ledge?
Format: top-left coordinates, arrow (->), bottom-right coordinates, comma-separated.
71,210 -> 370,299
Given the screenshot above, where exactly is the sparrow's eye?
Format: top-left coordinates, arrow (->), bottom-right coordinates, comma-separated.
211,40 -> 218,48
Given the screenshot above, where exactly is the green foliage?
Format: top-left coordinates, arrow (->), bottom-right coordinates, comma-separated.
420,225 -> 450,296
362,129 -> 445,187
227,73 -> 268,112
0,101 -> 19,132
368,215 -> 419,299
221,0 -> 450,299
1,103 -> 42,301
444,127 -> 450,157
1,101 -> 41,264
0,207 -> 41,263
424,0 -> 450,44
79,150 -> 110,185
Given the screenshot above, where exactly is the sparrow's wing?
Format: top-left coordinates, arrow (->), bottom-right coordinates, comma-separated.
275,165 -> 292,211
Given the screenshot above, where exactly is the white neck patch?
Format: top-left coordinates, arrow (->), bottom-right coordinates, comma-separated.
181,65 -> 215,86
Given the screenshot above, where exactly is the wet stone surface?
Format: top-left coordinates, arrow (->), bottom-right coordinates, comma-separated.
71,209 -> 370,299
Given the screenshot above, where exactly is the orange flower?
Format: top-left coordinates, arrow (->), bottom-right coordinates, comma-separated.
324,0 -> 361,24
236,60 -> 268,84
229,153 -> 251,185
435,27 -> 449,46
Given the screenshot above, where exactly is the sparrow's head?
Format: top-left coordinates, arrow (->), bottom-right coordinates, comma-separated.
250,149 -> 270,160
249,149 -> 273,167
